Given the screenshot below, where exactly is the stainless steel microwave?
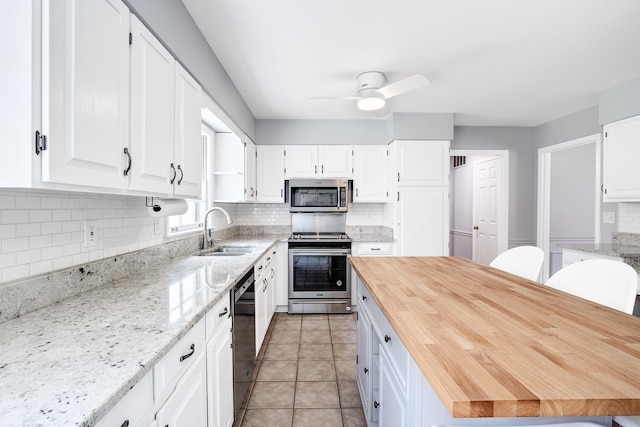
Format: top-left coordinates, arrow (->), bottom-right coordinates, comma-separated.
288,178 -> 349,212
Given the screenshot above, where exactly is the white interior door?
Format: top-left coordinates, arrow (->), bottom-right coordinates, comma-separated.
473,157 -> 501,264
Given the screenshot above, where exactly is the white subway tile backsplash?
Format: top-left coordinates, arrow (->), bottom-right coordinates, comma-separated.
0,224 -> 16,239
2,264 -> 29,282
16,196 -> 40,209
619,203 -> 640,233
2,210 -> 30,224
2,237 -> 29,253
0,191 -> 164,283
16,223 -> 41,237
29,210 -> 52,223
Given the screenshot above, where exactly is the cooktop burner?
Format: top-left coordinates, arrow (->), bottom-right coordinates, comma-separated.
288,232 -> 351,242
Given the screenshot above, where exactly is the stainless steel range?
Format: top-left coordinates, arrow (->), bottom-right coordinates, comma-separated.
288,213 -> 352,314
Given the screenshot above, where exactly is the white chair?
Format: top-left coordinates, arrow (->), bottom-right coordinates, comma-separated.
489,246 -> 544,282
545,259 -> 637,315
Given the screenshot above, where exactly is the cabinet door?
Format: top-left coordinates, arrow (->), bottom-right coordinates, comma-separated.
256,145 -> 285,202
244,137 -> 257,201
395,187 -> 449,256
207,319 -> 234,427
43,0 -> 129,189
284,145 -> 318,178
95,370 -> 154,427
173,63 -> 202,198
156,353 -> 208,427
379,348 -> 408,427
603,115 -> 640,201
356,307 -> 373,420
392,140 -> 450,187
275,241 -> 289,307
213,133 -> 245,202
130,15 -> 175,195
319,145 -> 352,178
267,260 -> 277,323
353,146 -> 388,202
255,275 -> 269,355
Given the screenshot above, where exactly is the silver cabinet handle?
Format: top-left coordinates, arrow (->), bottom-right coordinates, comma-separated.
322,165 -> 324,174
315,165 -> 317,174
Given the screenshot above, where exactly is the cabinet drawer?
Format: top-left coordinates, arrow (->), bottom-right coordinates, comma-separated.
562,249 -> 622,267
154,318 -> 205,408
205,293 -> 231,341
356,242 -> 393,256
95,370 -> 153,427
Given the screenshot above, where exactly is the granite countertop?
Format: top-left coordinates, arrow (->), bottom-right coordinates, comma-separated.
560,243 -> 640,258
349,234 -> 395,243
0,235 -> 287,427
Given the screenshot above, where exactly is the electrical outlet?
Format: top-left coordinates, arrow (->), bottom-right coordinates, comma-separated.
603,211 -> 616,224
154,217 -> 164,235
83,221 -> 97,247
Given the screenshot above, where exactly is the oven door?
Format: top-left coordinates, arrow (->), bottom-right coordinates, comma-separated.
288,248 -> 351,299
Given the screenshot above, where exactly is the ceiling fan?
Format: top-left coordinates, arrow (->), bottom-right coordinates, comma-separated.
314,71 -> 430,112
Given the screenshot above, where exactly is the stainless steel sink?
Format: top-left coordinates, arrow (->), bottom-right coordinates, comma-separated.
198,245 -> 256,256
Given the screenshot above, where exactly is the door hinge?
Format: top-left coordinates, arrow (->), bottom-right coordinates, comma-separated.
34,130 -> 47,155
129,32 -> 132,45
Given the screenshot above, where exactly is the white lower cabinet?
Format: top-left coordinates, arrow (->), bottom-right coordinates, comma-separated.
206,294 -> 234,427
255,247 -> 277,355
356,274 -> 409,426
155,353 -> 208,427
378,348 -> 407,426
95,370 -> 154,427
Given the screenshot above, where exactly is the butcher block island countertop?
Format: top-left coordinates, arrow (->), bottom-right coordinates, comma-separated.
349,256 -> 640,419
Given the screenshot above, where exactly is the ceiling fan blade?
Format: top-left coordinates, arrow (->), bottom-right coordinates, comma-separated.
309,96 -> 358,100
377,74 -> 429,99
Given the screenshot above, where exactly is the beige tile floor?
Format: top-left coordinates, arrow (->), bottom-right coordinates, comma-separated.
237,312 -> 366,427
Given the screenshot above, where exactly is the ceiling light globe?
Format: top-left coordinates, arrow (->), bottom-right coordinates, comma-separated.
357,95 -> 386,111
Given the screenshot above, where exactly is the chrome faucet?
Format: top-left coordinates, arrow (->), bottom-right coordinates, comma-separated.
202,206 -> 233,249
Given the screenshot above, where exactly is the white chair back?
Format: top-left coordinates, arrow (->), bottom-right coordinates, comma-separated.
489,246 -> 544,282
545,259 -> 637,314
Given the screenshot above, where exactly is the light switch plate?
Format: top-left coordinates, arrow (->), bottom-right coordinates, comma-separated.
603,211 -> 616,224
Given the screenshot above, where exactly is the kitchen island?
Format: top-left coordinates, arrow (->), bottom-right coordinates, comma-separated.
350,256 -> 640,426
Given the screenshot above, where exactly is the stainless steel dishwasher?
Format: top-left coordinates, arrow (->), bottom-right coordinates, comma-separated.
232,269 -> 256,419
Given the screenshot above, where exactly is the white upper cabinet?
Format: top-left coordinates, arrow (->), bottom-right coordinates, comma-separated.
244,136 -> 257,201
1,0 -> 133,192
174,64 -> 203,198
130,15 -> 202,197
257,145 -> 285,202
319,145 -> 353,178
213,133 -> 255,202
390,140 -> 450,187
284,145 -> 352,178
284,145 -> 318,178
603,115 -> 640,202
43,0 -> 130,189
353,145 -> 388,202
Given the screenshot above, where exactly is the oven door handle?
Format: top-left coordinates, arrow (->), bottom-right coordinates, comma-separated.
289,248 -> 351,256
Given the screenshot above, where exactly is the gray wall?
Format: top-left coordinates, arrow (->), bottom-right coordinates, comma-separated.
533,106 -> 600,150
599,76 -> 640,125
124,0 -> 256,138
256,119 -> 389,145
452,127 -> 536,247
256,113 -> 454,145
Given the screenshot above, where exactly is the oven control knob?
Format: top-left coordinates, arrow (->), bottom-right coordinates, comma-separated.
336,280 -> 343,287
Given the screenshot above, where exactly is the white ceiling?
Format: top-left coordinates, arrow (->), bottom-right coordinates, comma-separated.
182,0 -> 640,126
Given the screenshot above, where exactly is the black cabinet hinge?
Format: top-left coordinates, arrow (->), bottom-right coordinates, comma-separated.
129,32 -> 132,45
35,130 -> 47,155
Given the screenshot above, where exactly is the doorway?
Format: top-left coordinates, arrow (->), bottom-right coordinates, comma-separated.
536,134 -> 601,282
450,150 -> 509,263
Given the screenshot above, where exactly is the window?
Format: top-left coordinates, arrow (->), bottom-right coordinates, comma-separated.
166,124 -> 212,234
